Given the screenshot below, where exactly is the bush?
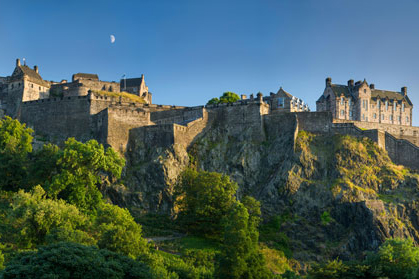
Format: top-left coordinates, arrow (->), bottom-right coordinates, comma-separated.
1,242 -> 155,279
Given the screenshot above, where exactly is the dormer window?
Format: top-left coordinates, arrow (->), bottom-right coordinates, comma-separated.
377,99 -> 380,108
340,97 -> 344,105
385,100 -> 388,111
394,102 -> 397,111
278,97 -> 285,107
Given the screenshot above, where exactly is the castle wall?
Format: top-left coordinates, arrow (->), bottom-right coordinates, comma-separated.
20,96 -> 91,143
106,107 -> 150,153
295,111 -> 333,134
151,106 -> 204,125
385,133 -> 419,170
333,119 -> 419,146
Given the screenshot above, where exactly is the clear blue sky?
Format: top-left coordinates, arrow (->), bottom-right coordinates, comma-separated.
1,0 -> 419,124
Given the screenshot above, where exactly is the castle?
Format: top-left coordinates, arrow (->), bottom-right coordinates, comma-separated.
317,77 -> 413,126
0,59 -> 418,170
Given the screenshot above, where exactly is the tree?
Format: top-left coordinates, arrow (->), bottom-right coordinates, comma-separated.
219,92 -> 240,104
9,186 -> 93,249
217,202 -> 272,279
175,168 -> 238,238
206,92 -> 240,105
44,138 -> 125,213
94,203 -> 149,259
1,242 -> 156,279
0,116 -> 33,191
27,143 -> 61,188
366,238 -> 419,279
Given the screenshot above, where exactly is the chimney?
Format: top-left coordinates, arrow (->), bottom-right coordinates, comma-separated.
16,59 -> 21,67
347,79 -> 354,87
370,84 -> 375,89
401,87 -> 407,96
326,77 -> 332,87
355,80 -> 361,86
34,65 -> 38,74
241,94 -> 247,100
257,92 -> 263,101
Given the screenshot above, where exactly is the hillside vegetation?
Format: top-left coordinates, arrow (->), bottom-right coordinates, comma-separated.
1,115 -> 419,278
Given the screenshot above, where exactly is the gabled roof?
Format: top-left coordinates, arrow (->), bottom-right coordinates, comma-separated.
276,87 -> 293,98
12,65 -> 49,87
72,73 -> 99,81
121,77 -> 144,87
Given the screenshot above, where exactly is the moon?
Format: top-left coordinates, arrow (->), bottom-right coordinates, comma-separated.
110,35 -> 116,44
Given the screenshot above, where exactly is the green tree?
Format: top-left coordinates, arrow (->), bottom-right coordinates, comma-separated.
207,97 -> 220,105
366,238 -> 419,279
0,116 -> 33,191
176,168 -> 238,238
206,92 -> 240,105
94,203 -> 149,259
217,202 -> 272,279
9,186 -> 93,249
45,138 -> 125,213
27,143 -> 61,188
1,242 -> 156,279
219,92 -> 240,103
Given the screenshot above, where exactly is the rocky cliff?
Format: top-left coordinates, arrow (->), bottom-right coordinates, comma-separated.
111,112 -> 419,263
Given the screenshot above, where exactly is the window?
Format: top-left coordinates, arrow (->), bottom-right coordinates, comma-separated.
377,99 -> 380,108
398,116 -> 401,122
390,115 -> 393,121
278,97 -> 285,107
366,116 -> 368,121
39,86 -> 41,91
394,102 -> 397,111
348,99 -> 351,106
406,116 -> 409,123
349,111 -> 353,118
385,100 -> 388,111
364,89 -> 367,93
340,97 -> 344,105
340,109 -> 344,116
362,114 -> 365,120
366,100 -> 368,111
373,113 -> 377,119
402,103 -> 405,112
382,114 -> 385,120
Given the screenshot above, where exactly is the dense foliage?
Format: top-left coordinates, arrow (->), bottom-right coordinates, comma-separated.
1,242 -> 155,279
206,92 -> 240,105
176,168 -> 238,238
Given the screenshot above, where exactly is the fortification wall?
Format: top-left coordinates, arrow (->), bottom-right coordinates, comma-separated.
128,124 -> 175,152
20,96 -> 91,143
385,133 -> 419,170
172,109 -> 211,147
295,111 -> 333,134
205,101 -> 270,141
151,106 -> 204,125
333,119 -> 419,146
106,107 -> 150,152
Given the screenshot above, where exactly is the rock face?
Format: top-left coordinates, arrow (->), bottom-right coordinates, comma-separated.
116,112 -> 419,262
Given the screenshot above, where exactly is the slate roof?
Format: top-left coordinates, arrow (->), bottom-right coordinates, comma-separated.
12,65 -> 49,87
371,89 -> 412,106
331,84 -> 351,97
120,77 -> 144,87
72,73 -> 99,81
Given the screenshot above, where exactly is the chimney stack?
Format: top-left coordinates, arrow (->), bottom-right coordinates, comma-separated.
326,77 -> 332,87
34,65 -> 38,74
16,59 -> 21,67
401,87 -> 407,96
347,79 -> 354,87
241,94 -> 247,100
370,84 -> 375,89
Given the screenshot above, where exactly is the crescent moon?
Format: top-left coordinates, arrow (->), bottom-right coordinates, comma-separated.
110,35 -> 116,44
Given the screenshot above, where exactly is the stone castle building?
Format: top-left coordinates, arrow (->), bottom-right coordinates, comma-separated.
317,77 -> 413,126
0,59 -> 151,118
0,59 -> 418,170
